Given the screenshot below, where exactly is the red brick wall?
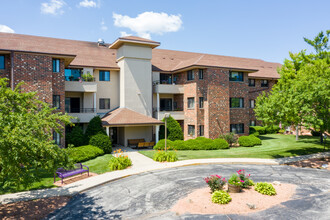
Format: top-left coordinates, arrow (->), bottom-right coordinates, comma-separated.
173,94 -> 183,111
12,52 -> 66,147
0,54 -> 11,84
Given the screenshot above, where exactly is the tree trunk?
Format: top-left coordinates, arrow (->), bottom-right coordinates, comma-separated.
296,125 -> 299,141
320,133 -> 323,144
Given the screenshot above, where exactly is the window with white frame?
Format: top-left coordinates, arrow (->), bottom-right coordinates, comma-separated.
261,80 -> 269,87
230,98 -> 244,108
250,99 -> 255,108
230,123 -> 244,134
53,131 -> 61,145
188,125 -> 195,137
188,97 -> 195,109
250,120 -> 256,126
187,70 -> 194,80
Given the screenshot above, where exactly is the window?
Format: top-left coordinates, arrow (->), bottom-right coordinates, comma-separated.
99,98 -> 110,109
99,71 -> 110,81
249,100 -> 255,108
53,131 -> 61,145
199,125 -> 204,136
261,80 -> 268,87
187,70 -> 194,81
188,125 -> 195,137
0,55 -> 5,69
230,123 -> 244,134
250,120 -> 256,126
53,95 -> 60,109
160,98 -> 172,111
229,71 -> 243,81
188,97 -> 195,109
199,69 -> 204,79
199,97 -> 204,108
65,69 -> 82,81
160,74 -> 172,84
248,79 -> 255,87
230,98 -> 244,108
52,59 -> 60,72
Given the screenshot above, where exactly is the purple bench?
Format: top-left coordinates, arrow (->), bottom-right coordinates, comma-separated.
54,163 -> 89,184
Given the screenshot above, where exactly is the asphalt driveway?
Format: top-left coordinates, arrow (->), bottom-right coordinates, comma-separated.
47,164 -> 330,220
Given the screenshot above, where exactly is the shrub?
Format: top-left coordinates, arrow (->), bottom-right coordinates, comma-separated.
89,134 -> 112,153
172,140 -> 189,150
255,182 -> 277,196
85,116 -> 106,140
109,155 -> 132,171
153,151 -> 178,162
228,173 -> 242,186
236,169 -> 254,188
204,175 -> 227,193
250,126 -> 266,135
238,135 -> 262,147
66,126 -> 86,147
250,131 -> 260,137
66,145 -> 104,163
218,132 -> 238,147
265,125 -> 280,134
213,138 -> 230,149
159,116 -> 184,141
153,139 -> 175,150
279,129 -> 285,134
211,190 -> 232,204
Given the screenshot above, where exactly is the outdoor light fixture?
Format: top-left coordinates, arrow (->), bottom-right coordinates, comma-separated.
164,113 -> 170,152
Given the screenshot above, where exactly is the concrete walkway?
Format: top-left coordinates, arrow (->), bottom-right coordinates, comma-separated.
0,149 -> 329,205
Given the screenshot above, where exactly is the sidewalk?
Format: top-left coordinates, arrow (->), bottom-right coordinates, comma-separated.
0,149 -> 329,205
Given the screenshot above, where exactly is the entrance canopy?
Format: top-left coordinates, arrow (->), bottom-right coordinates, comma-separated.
102,108 -> 163,127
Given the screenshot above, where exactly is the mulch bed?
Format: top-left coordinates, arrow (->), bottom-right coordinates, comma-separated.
0,196 -> 70,220
285,157 -> 330,170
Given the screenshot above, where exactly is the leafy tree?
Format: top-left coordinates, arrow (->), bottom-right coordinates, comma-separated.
255,30 -> 330,142
159,116 -> 184,141
66,126 -> 86,147
85,116 -> 106,140
0,78 -> 72,189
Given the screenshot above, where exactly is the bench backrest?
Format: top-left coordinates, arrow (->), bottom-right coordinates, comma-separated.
128,139 -> 145,146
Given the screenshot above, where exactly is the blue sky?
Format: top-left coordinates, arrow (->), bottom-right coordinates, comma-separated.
0,0 -> 329,63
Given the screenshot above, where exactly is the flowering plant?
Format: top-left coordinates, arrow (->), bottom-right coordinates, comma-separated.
204,175 -> 227,193
228,173 -> 242,186
236,169 -> 254,188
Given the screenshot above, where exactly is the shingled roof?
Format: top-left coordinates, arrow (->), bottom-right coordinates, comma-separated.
102,108 -> 163,126
0,32 -> 281,78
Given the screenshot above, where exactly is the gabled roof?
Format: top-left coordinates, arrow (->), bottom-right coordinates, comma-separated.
102,108 -> 163,126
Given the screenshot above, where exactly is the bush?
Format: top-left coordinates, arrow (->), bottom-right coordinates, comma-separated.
213,138 -> 230,149
66,126 -> 86,147
109,155 -> 132,171
218,132 -> 238,146
228,173 -> 242,186
153,151 -> 178,162
89,134 -> 112,153
265,125 -> 280,134
66,145 -> 104,163
250,126 -> 266,135
255,182 -> 277,196
250,131 -> 260,137
204,175 -> 227,193
238,135 -> 262,147
311,130 -> 321,136
159,116 -> 184,141
211,190 -> 232,204
85,116 -> 106,140
172,140 -> 189,150
279,129 -> 285,134
153,139 -> 175,150
237,169 -> 254,188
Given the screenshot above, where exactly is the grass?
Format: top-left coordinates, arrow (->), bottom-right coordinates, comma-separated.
139,134 -> 329,160
0,154 -> 113,195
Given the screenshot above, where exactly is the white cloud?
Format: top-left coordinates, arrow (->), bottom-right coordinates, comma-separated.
79,0 -> 98,8
0,25 -> 15,33
113,11 -> 182,39
120,31 -> 132,37
100,20 -> 108,31
41,0 -> 66,15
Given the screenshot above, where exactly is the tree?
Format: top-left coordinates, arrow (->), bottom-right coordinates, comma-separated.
254,30 -> 330,142
159,116 -> 184,141
66,126 -> 86,147
0,78 -> 73,189
85,116 -> 106,140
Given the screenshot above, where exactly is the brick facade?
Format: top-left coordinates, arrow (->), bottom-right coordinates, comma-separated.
178,68 -> 276,140
0,54 -> 11,84
1,52 -> 66,147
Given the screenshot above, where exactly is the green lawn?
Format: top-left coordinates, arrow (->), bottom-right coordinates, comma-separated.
139,134 -> 329,160
0,154 -> 113,195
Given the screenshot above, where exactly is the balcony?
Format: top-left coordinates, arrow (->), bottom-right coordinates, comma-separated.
153,83 -> 184,94
65,108 -> 97,123
153,107 -> 184,120
65,81 -> 97,92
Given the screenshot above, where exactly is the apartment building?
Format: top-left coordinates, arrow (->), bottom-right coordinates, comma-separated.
0,33 -> 280,147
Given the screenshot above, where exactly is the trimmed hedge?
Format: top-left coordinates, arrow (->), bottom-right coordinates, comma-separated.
66,126 -> 87,147
250,125 -> 280,135
238,135 -> 262,147
265,125 -> 280,134
66,145 -> 104,163
250,126 -> 266,135
89,134 -> 112,154
154,137 -> 229,150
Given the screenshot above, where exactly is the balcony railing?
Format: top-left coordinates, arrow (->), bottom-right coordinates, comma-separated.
65,108 -> 96,113
153,107 -> 183,112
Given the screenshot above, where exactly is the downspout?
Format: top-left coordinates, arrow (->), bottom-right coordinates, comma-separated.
10,51 -> 14,89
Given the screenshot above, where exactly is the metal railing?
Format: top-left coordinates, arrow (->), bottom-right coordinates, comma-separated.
152,107 -> 183,112
65,108 -> 96,113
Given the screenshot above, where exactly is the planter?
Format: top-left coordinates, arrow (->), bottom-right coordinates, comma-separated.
228,184 -> 241,193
